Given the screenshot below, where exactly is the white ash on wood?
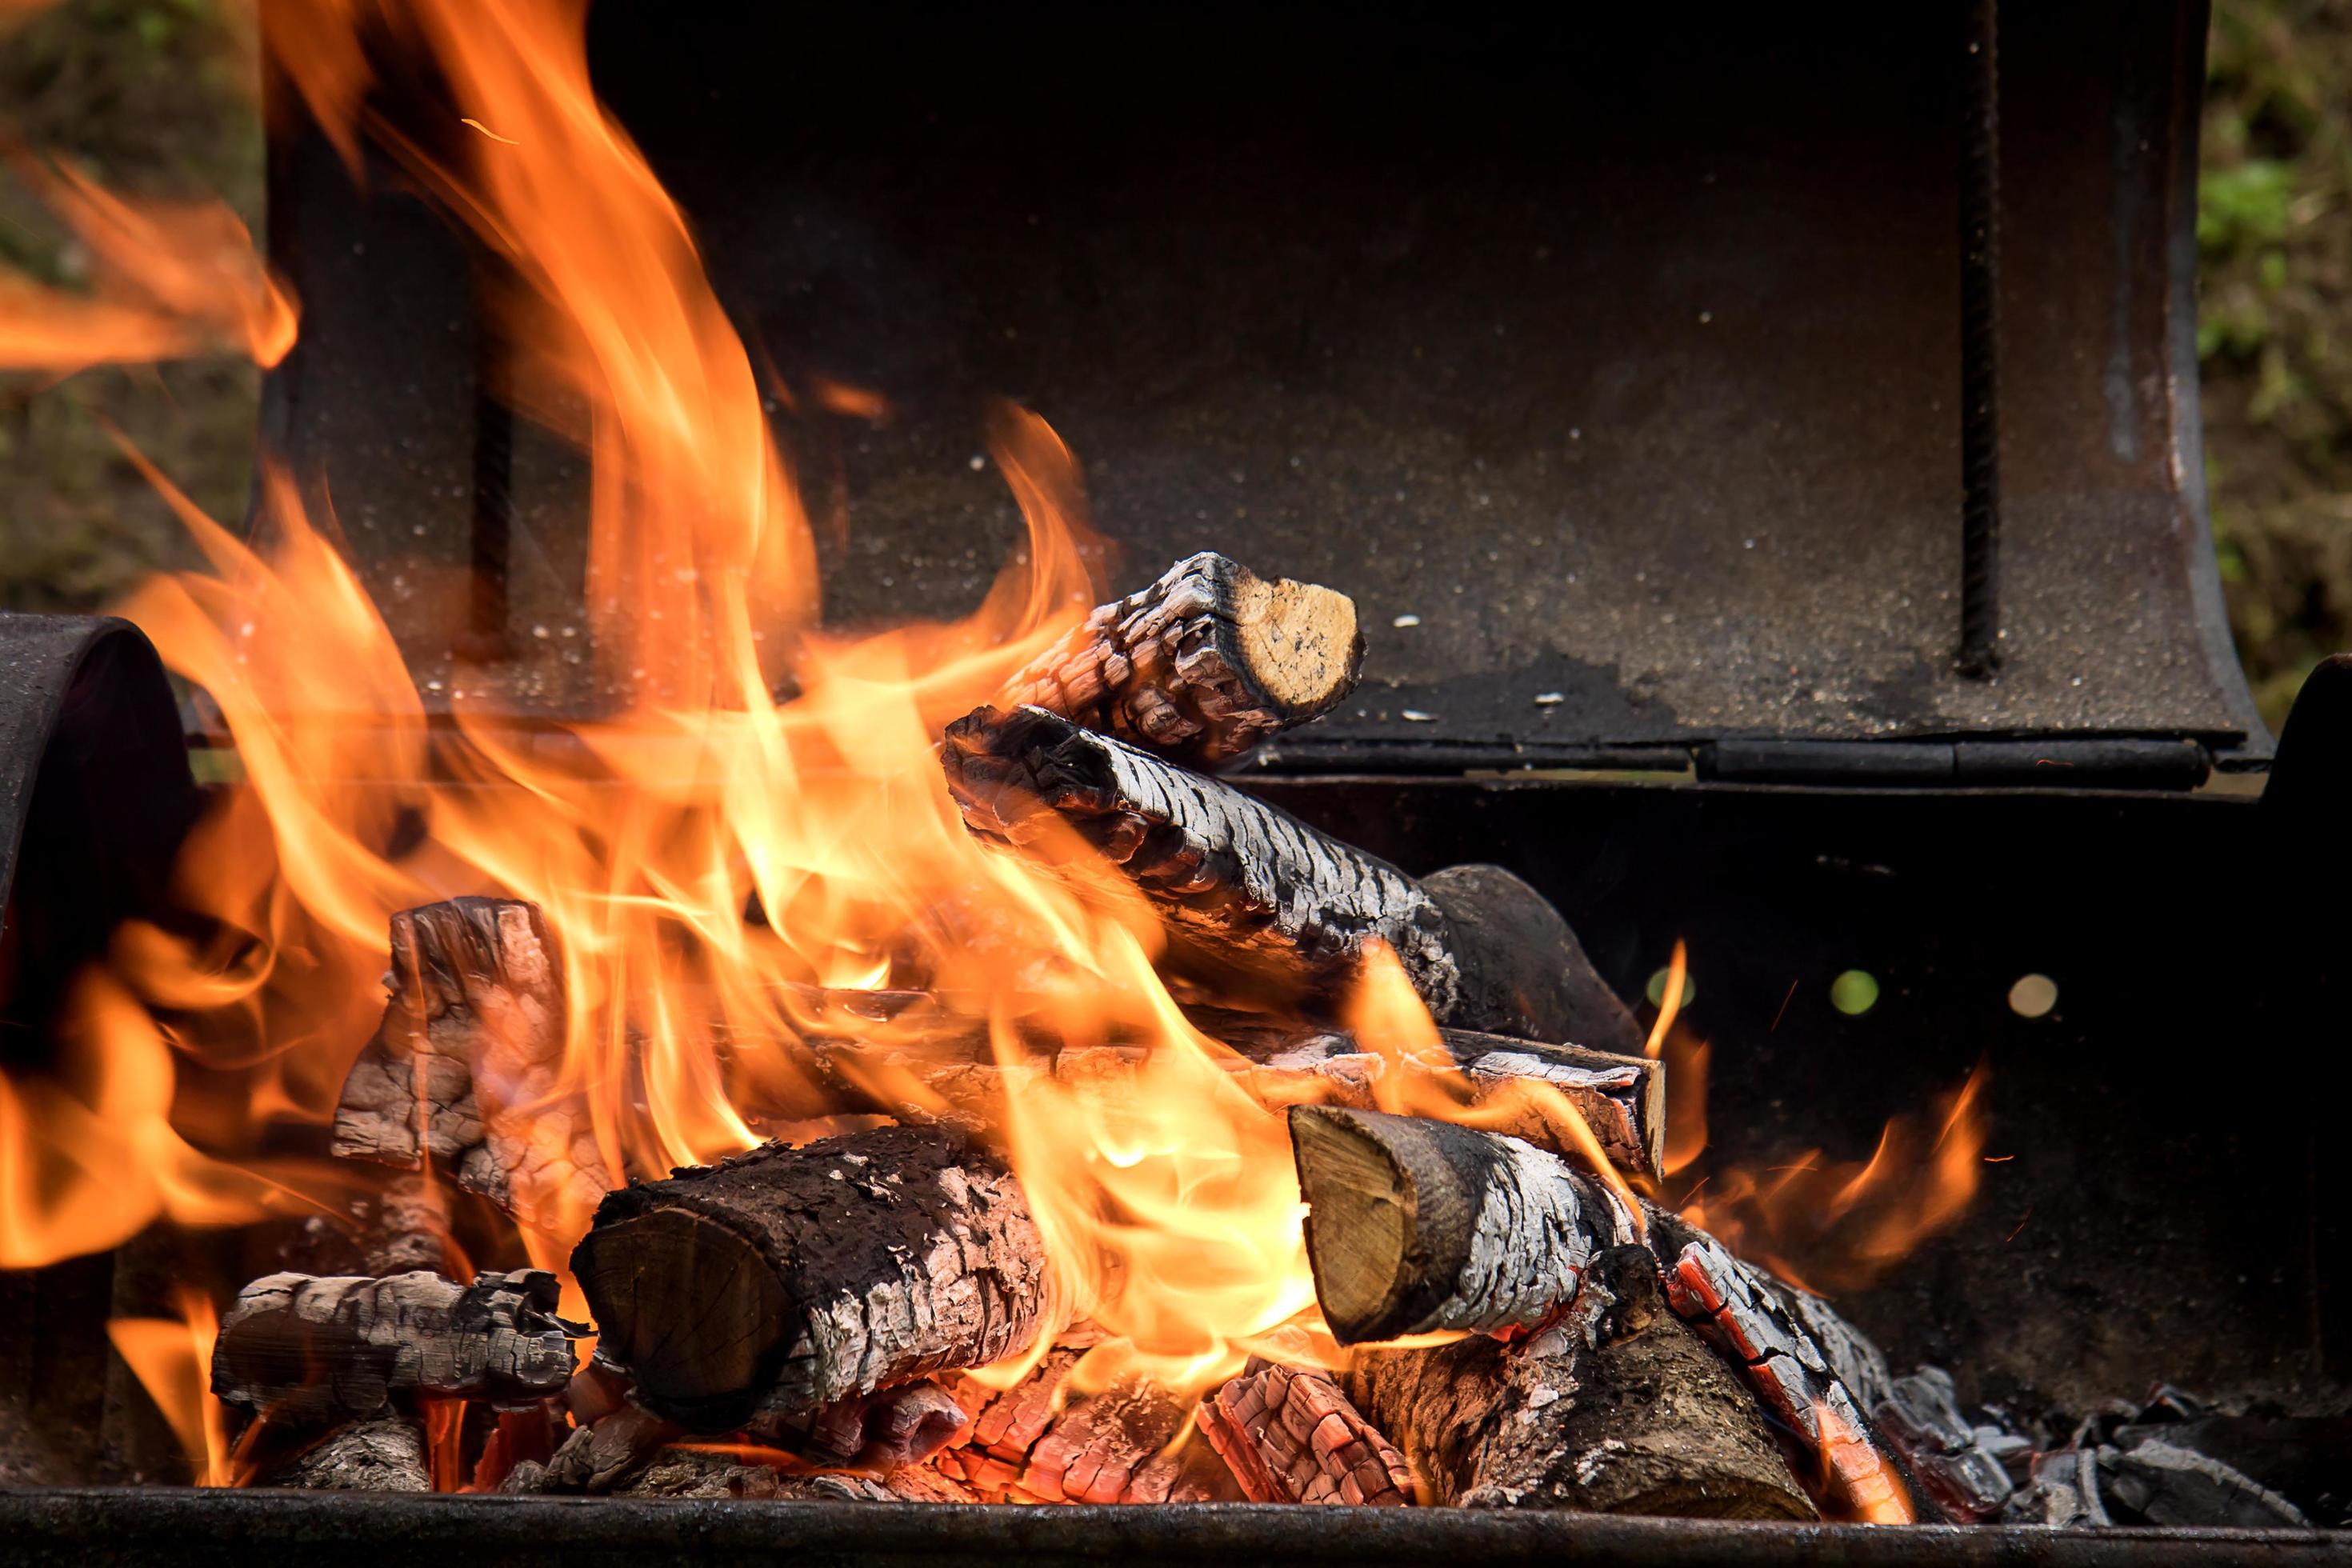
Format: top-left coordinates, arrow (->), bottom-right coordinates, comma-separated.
210,1268 -> 575,1423
941,708 -> 1637,1045
1288,1106 -> 1632,1343
570,1126 -> 1048,1431
332,898 -> 611,1226
942,703 -> 1458,1018
999,551 -> 1363,770
1196,1363 -> 1415,1506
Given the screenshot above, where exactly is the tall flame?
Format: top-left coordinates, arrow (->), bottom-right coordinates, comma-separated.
108,1290 -> 234,1487
0,0 -> 1993,1403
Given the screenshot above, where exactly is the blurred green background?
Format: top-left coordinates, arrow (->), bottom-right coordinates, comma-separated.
0,0 -> 2346,736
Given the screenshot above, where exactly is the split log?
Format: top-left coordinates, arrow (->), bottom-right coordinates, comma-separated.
1288,1106 -> 1630,1343
1198,1363 -> 1414,1506
941,707 -> 1636,1046
999,551 -> 1362,770
570,1126 -> 1047,1430
1343,1261 -> 1815,1518
331,898 -> 612,1226
267,1418 -> 432,1491
1648,1210 -> 1918,1522
210,1269 -> 576,1423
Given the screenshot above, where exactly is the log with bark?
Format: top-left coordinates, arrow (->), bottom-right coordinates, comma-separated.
570,1125 -> 1048,1431
266,1418 -> 433,1492
1197,1362 -> 1415,1506
331,898 -> 612,1225
1287,1105 -> 1631,1343
809,1005 -> 1663,1178
210,1269 -> 577,1423
998,552 -> 1363,770
941,709 -> 1638,1047
1646,1209 -> 1920,1522
1343,1273 -> 1815,1518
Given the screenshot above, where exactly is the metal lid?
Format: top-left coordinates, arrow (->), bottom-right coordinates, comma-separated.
260,1 -> 2261,774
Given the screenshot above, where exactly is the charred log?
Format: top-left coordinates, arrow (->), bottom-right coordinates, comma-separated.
570,1126 -> 1047,1430
1288,1106 -> 1628,1343
1418,865 -> 1642,1054
1345,1277 -> 1815,1518
1648,1210 -> 1918,1522
933,1347 -> 1212,1505
942,703 -> 1458,1016
810,1007 -> 1663,1179
999,552 -> 1362,769
210,1269 -> 576,1423
331,898 -> 610,1225
266,1418 -> 433,1492
1871,1366 -> 2014,1521
1197,1363 -> 1414,1506
762,1378 -> 972,1470
942,707 -> 1636,1045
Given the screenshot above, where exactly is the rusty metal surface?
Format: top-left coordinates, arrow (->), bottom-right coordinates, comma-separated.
2,1490 -> 2346,1566
256,2 -> 2262,766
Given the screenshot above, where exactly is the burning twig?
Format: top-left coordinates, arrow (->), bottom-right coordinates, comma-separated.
999,551 -> 1364,770
569,1126 -> 1047,1430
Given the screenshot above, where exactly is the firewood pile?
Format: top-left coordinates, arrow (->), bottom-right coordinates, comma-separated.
208,554 -> 2323,1527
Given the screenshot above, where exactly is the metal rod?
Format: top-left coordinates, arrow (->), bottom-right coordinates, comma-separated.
1958,0 -> 2002,678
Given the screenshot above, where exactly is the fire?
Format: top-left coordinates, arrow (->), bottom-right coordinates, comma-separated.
0,161 -> 293,373
1814,1396 -> 1914,1525
108,1290 -> 234,1486
0,0 -> 1991,1418
1656,962 -> 1990,1294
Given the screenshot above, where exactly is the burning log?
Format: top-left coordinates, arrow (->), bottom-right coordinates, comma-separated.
331,898 -> 612,1225
1197,1363 -> 1415,1506
941,706 -> 1636,1044
766,1378 -> 972,1470
268,1418 -> 432,1492
942,703 -> 1458,1016
932,1357 -> 1207,1506
1343,1259 -> 1815,1518
811,1007 -> 1663,1178
1287,1106 -> 1628,1343
1871,1367 -> 2014,1522
570,1126 -> 1048,1430
1649,1213 -> 1918,1522
999,551 -> 1363,770
209,1269 -> 576,1423
1417,865 -> 1642,1055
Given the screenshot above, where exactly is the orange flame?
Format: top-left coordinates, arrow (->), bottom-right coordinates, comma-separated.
107,1289 -> 233,1486
1673,1050 -> 1989,1294
0,162 -> 294,373
1814,1396 -> 1915,1525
